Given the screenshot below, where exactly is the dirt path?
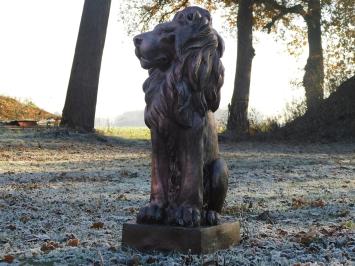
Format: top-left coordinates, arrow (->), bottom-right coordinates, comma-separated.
0,129 -> 354,265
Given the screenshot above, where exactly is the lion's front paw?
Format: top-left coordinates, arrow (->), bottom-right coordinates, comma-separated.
167,206 -> 201,227
202,210 -> 221,226
136,203 -> 164,224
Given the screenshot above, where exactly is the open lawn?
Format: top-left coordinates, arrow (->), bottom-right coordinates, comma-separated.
0,128 -> 354,265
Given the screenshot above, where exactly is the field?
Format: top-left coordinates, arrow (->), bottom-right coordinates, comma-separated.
0,128 -> 354,265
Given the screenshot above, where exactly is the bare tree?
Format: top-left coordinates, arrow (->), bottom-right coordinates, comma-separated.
226,0 -> 254,137
61,0 -> 111,131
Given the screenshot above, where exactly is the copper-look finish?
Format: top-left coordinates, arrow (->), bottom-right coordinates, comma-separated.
133,7 -> 228,227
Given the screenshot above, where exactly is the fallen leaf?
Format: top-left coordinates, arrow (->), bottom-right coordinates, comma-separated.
295,227 -> 317,245
41,241 -> 60,252
125,207 -> 138,214
121,170 -> 129,177
67,238 -> 80,247
310,199 -> 325,208
116,194 -> 128,201
277,228 -> 288,236
319,227 -> 337,236
19,215 -> 31,223
292,197 -> 307,209
91,222 -> 104,229
3,255 -> 15,263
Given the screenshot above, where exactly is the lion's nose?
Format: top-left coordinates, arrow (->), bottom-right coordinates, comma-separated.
133,36 -> 142,46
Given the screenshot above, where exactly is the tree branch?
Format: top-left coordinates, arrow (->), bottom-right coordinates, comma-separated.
160,0 -> 189,22
138,0 -> 189,30
256,0 -> 307,33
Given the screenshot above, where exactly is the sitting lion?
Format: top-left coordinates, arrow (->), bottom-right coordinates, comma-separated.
133,6 -> 228,227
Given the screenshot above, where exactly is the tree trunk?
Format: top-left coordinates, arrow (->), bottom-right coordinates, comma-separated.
61,0 -> 111,132
303,0 -> 324,112
227,0 -> 255,138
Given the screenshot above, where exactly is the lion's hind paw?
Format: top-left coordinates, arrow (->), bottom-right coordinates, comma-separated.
202,210 -> 221,226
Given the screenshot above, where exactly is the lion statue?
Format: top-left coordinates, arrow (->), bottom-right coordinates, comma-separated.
133,6 -> 228,227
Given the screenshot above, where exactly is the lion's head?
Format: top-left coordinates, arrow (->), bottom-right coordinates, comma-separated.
134,6 -> 224,127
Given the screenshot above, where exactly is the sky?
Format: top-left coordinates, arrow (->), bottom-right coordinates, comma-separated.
0,0 -> 307,120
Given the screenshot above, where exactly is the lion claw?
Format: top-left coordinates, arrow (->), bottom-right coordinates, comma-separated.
136,203 -> 164,224
202,210 -> 221,226
167,206 -> 201,227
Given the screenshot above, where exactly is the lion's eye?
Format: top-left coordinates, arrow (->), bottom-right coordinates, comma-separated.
157,27 -> 174,35
187,13 -> 193,21
161,34 -> 175,43
163,27 -> 174,33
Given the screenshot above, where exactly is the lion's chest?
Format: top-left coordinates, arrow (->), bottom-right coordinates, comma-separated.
143,71 -> 174,130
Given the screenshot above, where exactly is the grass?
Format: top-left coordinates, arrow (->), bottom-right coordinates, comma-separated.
96,127 -> 151,140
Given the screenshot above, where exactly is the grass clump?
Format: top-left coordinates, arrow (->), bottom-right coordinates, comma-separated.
96,127 -> 150,140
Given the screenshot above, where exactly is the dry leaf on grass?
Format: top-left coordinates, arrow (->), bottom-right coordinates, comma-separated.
310,199 -> 326,208
116,194 -> 128,201
67,238 -> 80,247
40,241 -> 60,252
125,207 -> 138,214
292,197 -> 307,209
276,228 -> 288,236
319,227 -> 336,236
292,197 -> 326,209
90,222 -> 104,229
3,255 -> 15,263
19,215 -> 31,223
295,227 -> 318,245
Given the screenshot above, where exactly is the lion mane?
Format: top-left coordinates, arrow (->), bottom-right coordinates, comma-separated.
142,8 -> 225,130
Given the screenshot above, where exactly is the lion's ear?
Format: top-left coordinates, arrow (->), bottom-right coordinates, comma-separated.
192,11 -> 202,21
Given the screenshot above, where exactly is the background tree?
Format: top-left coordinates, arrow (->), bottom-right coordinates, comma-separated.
226,0 -> 254,137
61,0 -> 111,132
255,0 -> 324,112
256,0 -> 354,110
321,0 -> 354,94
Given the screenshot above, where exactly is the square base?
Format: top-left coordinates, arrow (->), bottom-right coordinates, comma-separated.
122,222 -> 240,254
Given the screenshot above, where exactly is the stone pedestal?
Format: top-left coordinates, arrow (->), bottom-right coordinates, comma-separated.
122,222 -> 240,254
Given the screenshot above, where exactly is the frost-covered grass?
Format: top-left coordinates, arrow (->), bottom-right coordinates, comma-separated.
0,128 -> 354,265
